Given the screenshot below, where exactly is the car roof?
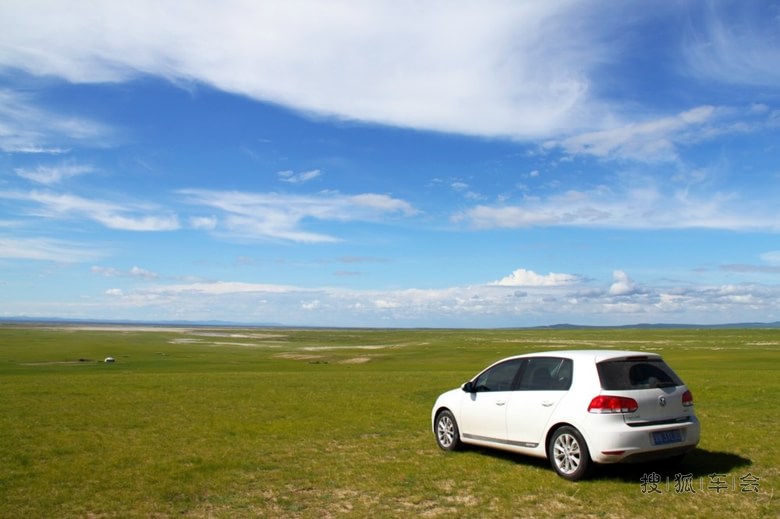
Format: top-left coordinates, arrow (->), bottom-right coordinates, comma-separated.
503,350 -> 662,363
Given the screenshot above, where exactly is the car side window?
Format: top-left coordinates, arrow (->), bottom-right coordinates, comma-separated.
472,359 -> 524,392
518,357 -> 572,390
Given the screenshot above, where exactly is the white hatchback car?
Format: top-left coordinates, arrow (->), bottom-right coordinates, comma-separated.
431,350 -> 700,480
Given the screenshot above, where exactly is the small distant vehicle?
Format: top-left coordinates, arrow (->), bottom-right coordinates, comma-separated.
431,350 -> 700,480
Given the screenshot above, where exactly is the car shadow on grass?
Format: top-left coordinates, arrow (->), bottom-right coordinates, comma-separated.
595,448 -> 752,482
462,445 -> 553,471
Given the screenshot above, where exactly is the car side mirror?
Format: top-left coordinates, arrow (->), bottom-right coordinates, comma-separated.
462,381 -> 475,393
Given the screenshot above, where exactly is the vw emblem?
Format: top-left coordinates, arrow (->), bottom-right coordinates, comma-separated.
658,396 -> 667,407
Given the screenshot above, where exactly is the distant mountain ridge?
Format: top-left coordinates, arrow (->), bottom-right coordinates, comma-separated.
1,316 -> 779,329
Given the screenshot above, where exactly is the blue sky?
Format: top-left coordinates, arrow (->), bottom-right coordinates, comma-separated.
1,0 -> 779,327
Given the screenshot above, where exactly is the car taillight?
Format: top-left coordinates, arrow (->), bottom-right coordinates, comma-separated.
682,390 -> 694,407
588,395 -> 639,414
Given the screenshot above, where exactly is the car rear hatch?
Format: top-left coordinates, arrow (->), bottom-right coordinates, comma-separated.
596,355 -> 694,426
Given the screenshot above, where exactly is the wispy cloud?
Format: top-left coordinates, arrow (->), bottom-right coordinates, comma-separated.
180,189 -> 418,243
682,2 -> 780,88
557,106 -> 716,162
277,169 -> 321,184
0,0 -> 611,139
91,265 -> 159,281
0,90 -> 113,153
15,162 -> 94,185
760,251 -> 780,265
453,175 -> 780,232
0,235 -> 102,262
720,264 -> 780,274
555,103 -> 776,163
0,190 -> 180,231
3,2 -> 777,145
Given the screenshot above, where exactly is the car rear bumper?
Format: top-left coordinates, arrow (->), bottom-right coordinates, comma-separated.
586,416 -> 700,464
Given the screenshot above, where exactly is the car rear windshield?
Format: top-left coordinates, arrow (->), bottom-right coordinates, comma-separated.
597,357 -> 683,390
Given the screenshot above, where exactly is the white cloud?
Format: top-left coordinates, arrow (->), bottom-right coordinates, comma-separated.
141,281 -> 302,296
491,268 -> 580,287
1,2 -> 775,148
760,251 -> 780,265
0,89 -> 113,153
91,265 -> 158,280
453,176 -> 780,232
180,189 -> 418,243
0,235 -> 102,262
558,106 -> 717,162
608,270 -> 636,296
83,276 -> 780,327
90,266 -> 159,281
15,163 -> 94,185
0,190 -> 180,231
682,3 -> 780,88
91,266 -> 122,277
189,215 -> 218,230
0,0 -> 614,139
278,169 -> 321,184
349,193 -> 418,216
301,300 -> 321,310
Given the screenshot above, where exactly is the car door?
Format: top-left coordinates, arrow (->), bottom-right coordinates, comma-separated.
505,357 -> 572,447
460,358 -> 524,443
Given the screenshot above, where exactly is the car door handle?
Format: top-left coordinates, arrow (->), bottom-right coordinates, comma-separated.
495,400 -> 506,406
541,401 -> 554,407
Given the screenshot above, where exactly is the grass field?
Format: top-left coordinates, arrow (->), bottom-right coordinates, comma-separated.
0,325 -> 777,518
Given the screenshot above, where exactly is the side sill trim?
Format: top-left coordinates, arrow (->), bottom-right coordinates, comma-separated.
462,433 -> 538,449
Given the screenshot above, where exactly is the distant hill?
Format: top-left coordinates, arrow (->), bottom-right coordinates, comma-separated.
0,316 -> 284,328
530,322 -> 780,330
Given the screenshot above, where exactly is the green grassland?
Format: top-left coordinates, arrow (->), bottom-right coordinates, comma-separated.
0,325 -> 777,518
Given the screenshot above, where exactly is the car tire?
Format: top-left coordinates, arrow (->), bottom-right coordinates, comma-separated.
548,426 -> 592,481
434,410 -> 462,451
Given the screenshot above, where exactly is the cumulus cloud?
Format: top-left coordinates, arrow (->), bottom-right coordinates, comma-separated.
491,268 -> 581,287
608,270 -> 637,296
88,276 -> 780,327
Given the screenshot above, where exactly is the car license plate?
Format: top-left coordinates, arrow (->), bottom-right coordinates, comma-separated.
653,429 -> 682,445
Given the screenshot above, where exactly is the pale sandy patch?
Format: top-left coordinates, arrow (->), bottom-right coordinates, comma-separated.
301,345 -> 390,351
338,357 -> 372,364
274,352 -> 326,361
